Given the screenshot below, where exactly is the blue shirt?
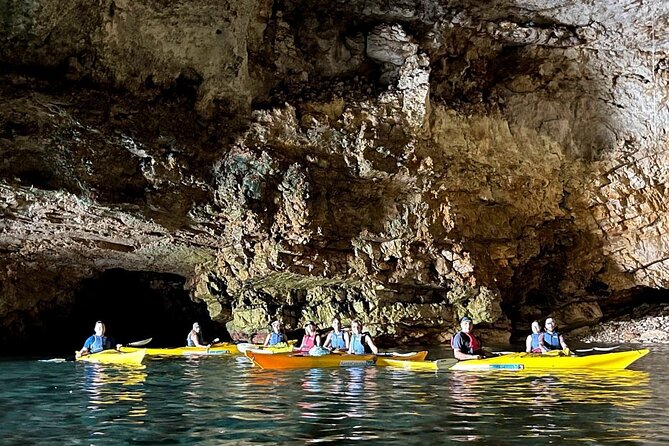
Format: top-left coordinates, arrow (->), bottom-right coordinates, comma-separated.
83,335 -> 114,353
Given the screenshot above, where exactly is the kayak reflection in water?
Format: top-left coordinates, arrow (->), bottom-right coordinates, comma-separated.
80,321 -> 120,356
526,320 -> 548,353
347,320 -> 378,355
451,316 -> 490,361
186,322 -> 211,348
264,320 -> 287,347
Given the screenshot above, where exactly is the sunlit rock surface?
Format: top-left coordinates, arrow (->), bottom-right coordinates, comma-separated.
1,0 -> 668,349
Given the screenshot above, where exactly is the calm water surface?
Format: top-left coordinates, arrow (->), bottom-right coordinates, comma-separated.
1,345 -> 667,445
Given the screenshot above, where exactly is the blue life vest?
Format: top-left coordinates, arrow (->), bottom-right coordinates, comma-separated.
187,331 -> 204,347
330,331 -> 346,349
268,332 -> 286,346
83,335 -> 113,353
349,333 -> 367,354
543,331 -> 562,350
530,333 -> 542,351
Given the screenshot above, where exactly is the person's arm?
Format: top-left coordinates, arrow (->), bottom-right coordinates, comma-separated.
189,332 -> 206,347
263,333 -> 271,347
366,336 -> 378,355
525,335 -> 532,353
315,334 -> 322,347
79,337 -> 92,356
323,333 -> 332,349
559,335 -> 568,350
453,349 -> 481,360
343,332 -> 350,350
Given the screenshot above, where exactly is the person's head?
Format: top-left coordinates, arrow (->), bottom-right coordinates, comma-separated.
351,320 -> 362,334
331,317 -> 341,330
544,317 -> 556,332
94,321 -> 106,336
192,322 -> 201,333
271,320 -> 282,332
531,320 -> 541,333
305,321 -> 317,335
460,316 -> 473,333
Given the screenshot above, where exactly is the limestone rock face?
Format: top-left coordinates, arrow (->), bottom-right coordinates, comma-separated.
1,0 -> 669,348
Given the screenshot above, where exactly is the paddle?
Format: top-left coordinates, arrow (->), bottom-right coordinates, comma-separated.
574,345 -> 621,353
435,358 -> 458,370
126,337 -> 152,347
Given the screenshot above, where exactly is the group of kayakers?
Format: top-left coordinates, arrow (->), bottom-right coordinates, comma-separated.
525,317 -> 569,353
265,317 -> 379,355
450,315 -> 570,361
80,315 -> 569,360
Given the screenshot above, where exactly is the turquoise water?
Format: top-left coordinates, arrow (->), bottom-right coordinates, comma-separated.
1,345 -> 667,445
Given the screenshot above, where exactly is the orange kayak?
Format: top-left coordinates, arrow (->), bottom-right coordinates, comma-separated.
248,350 -> 428,369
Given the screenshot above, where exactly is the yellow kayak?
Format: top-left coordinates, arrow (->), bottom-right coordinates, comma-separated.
75,349 -> 146,365
376,357 -> 438,371
449,349 -> 650,371
120,342 -> 239,357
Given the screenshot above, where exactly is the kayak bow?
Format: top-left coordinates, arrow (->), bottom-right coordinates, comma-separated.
75,349 -> 146,365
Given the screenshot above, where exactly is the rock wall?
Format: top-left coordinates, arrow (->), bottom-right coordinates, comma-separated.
1,0 -> 668,347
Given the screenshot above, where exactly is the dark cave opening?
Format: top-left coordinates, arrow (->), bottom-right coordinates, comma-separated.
69,269 -> 228,352
11,269 -> 229,357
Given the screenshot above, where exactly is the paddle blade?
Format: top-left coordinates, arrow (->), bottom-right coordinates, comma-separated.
127,338 -> 152,347
435,359 -> 458,370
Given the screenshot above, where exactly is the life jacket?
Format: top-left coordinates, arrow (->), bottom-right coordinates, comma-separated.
268,332 -> 286,346
88,335 -> 112,353
330,331 -> 346,349
300,334 -> 317,352
186,330 -> 204,347
543,331 -> 562,350
451,331 -> 482,354
530,333 -> 543,353
349,333 -> 367,354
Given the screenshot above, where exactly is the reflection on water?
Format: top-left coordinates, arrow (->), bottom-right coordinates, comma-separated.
83,363 -> 147,420
1,346 -> 668,445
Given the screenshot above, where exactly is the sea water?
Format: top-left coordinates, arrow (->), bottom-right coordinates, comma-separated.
0,344 -> 666,445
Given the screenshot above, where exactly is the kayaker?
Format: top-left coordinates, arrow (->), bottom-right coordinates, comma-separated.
451,316 -> 486,360
187,322 -> 210,348
323,317 -> 349,351
347,320 -> 378,355
297,321 -> 322,353
525,320 -> 547,353
540,317 -> 569,351
264,320 -> 287,347
79,321 -> 119,356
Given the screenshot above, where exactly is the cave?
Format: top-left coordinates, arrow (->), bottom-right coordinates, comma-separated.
6,269 -> 227,357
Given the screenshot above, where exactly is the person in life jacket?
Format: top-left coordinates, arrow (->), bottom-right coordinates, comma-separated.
297,321 -> 322,353
323,317 -> 349,351
451,316 -> 486,360
347,320 -> 378,355
186,322 -> 210,347
264,320 -> 287,347
525,320 -> 548,353
540,317 -> 568,351
80,321 -> 119,356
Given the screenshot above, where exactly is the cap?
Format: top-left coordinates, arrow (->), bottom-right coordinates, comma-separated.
271,320 -> 281,327
461,316 -> 472,323
193,322 -> 200,329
